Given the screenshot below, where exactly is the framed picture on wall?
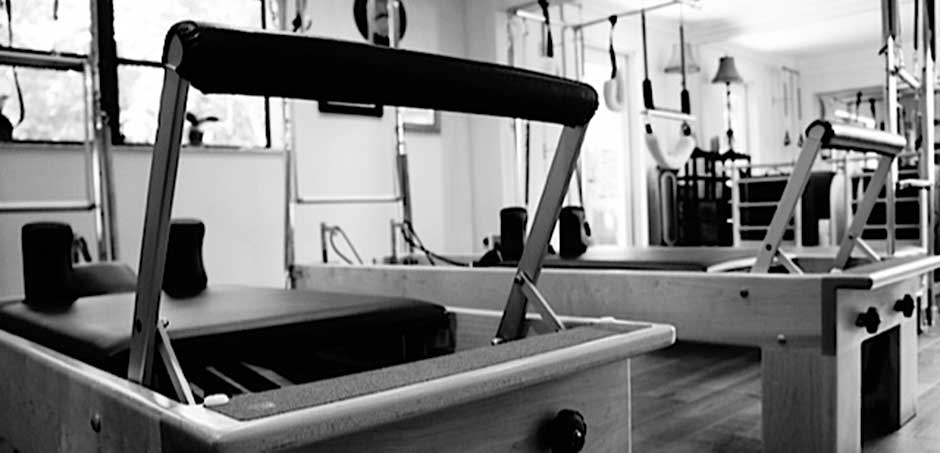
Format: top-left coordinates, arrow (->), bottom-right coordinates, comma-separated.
401,107 -> 441,133
318,101 -> 384,118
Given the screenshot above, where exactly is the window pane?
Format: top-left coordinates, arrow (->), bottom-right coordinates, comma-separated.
114,0 -> 262,61
119,65 -> 271,148
0,66 -> 86,141
6,0 -> 90,54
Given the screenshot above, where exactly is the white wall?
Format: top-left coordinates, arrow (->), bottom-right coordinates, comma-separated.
0,146 -> 284,298
797,46 -> 887,125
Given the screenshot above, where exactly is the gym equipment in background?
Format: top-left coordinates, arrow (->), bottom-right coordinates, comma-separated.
506,0 -> 696,255
559,161 -> 592,257
499,206 -> 528,262
559,206 -> 591,257
638,9 -> 697,170
162,219 -> 209,298
309,118 -> 940,453
602,15 -> 624,111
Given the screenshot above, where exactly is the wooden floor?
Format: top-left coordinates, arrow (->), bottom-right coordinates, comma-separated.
631,327 -> 940,453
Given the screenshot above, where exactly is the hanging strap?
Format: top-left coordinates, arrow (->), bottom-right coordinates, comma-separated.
3,0 -> 24,126
608,15 -> 617,79
928,0 -> 936,60
538,0 -> 553,58
679,22 -> 690,114
641,11 -> 653,109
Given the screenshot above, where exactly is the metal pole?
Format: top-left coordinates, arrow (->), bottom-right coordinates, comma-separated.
730,161 -> 741,247
844,152 -> 852,244
508,12 -> 526,206
127,68 -> 190,386
922,0 -> 937,325
389,1 -> 413,255
88,0 -> 116,261
284,114 -> 296,285
496,125 -> 589,342
884,0 -> 899,256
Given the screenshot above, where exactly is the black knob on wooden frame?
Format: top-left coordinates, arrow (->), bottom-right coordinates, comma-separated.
855,307 -> 881,334
546,409 -> 587,453
894,294 -> 915,318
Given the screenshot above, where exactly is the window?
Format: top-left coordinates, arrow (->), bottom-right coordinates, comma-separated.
0,0 -> 90,142
7,0 -> 90,54
0,0 -> 283,148
113,0 -> 281,148
0,66 -> 87,142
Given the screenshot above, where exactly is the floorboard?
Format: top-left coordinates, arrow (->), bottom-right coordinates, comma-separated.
632,326 -> 940,453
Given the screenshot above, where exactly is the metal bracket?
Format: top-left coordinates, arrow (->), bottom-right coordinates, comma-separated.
516,271 -> 565,333
157,320 -> 195,405
775,252 -> 804,275
495,125 -> 588,343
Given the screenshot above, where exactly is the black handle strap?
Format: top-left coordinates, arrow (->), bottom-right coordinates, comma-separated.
641,11 -> 654,110
538,0 -> 553,58
3,0 -> 24,127
608,15 -> 618,79
679,23 -> 690,114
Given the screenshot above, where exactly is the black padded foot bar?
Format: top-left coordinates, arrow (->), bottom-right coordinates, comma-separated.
809,120 -> 906,156
163,21 -> 598,126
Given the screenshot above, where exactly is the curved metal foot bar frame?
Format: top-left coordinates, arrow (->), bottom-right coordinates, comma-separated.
127,21 -> 597,399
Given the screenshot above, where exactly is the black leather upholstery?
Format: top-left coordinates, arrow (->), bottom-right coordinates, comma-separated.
164,21 -> 598,126
0,286 -> 448,366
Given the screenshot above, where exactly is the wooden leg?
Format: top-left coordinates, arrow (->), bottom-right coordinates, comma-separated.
763,315 -> 918,453
899,317 -> 918,425
762,345 -> 861,453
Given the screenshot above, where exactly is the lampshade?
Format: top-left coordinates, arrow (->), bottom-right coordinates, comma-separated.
711,56 -> 743,84
664,43 -> 701,74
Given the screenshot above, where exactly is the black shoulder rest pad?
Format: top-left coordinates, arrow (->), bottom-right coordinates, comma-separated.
163,21 -> 598,126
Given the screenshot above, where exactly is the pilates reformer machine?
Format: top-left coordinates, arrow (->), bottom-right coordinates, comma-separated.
298,4 -> 940,451
501,0 -> 700,256
304,119 -> 940,452
0,21 -> 675,452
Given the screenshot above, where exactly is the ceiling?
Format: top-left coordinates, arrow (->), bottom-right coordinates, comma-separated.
504,0 -> 919,58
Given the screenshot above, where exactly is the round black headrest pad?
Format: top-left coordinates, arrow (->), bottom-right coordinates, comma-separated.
21,222 -> 76,309
163,218 -> 208,298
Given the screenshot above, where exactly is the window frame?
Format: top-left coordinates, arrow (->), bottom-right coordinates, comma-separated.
0,0 -> 277,149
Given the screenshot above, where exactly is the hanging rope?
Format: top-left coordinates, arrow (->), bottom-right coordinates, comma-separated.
2,0 -> 25,127
641,10 -> 653,109
603,15 -> 624,111
608,16 -> 618,79
679,22 -> 690,114
537,0 -> 553,58
328,226 -> 364,265
641,7 -> 696,170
